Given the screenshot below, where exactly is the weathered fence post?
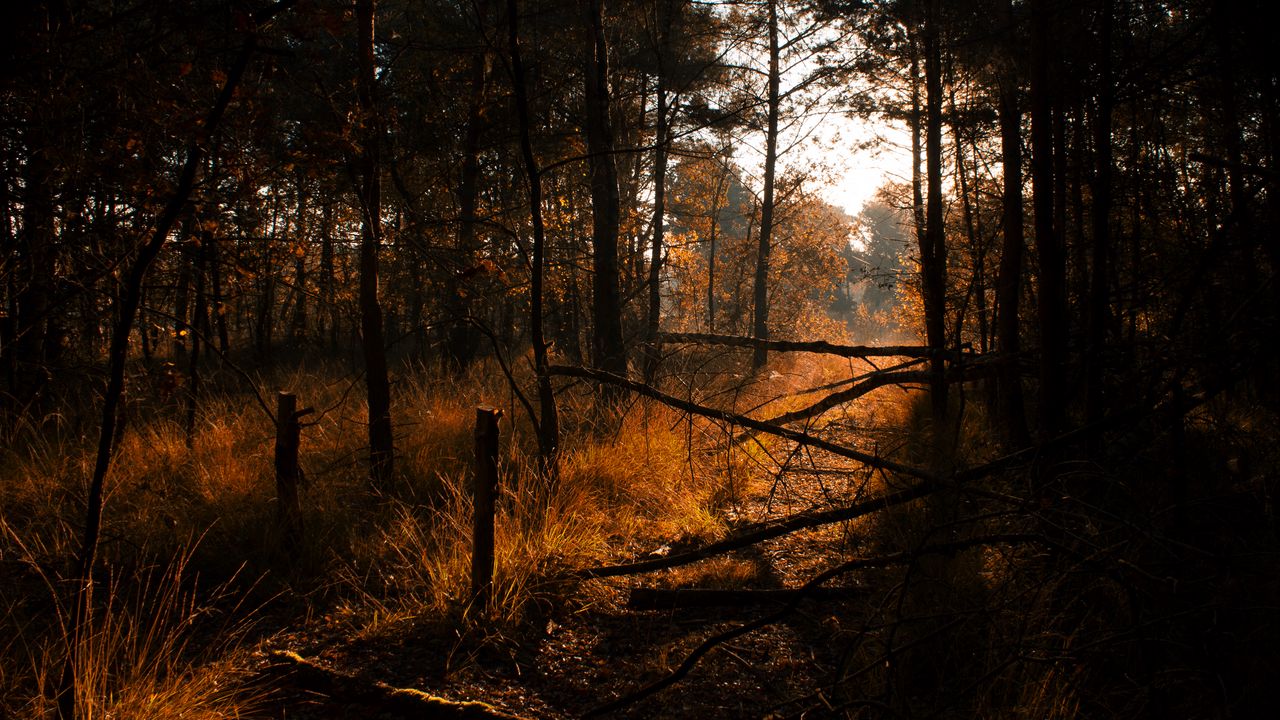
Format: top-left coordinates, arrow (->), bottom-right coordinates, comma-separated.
472,405 -> 502,612
274,391 -> 309,547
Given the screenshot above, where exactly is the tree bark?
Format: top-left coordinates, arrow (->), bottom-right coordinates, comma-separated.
356,0 -> 394,490
706,170 -> 725,333
447,20 -> 490,370
508,0 -> 559,473
644,71 -> 670,383
996,0 -> 1030,448
1030,0 -> 1068,438
922,0 -> 948,429
751,0 -> 780,371
1085,0 -> 1113,428
583,0 -> 627,391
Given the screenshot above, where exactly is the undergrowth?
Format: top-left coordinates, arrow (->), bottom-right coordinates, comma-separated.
0,356 -> 745,716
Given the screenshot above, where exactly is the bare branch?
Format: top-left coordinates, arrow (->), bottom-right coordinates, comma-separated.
547,364 -> 937,483
585,534 -> 1046,717
657,331 -> 955,359
576,480 -> 937,580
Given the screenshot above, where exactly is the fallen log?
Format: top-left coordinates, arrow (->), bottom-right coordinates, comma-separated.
258,650 -> 527,719
656,332 -> 950,359
627,586 -> 863,610
575,480 -> 937,579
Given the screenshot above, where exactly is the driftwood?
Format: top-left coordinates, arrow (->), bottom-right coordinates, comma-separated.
259,650 -> 527,719
656,331 -> 951,359
627,586 -> 862,610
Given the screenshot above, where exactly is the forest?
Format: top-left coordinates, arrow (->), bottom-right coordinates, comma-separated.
2,0 -> 1277,717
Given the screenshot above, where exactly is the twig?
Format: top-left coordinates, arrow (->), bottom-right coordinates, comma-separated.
584,534 -> 1044,717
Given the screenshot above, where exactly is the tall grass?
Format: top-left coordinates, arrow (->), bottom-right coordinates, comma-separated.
341,371 -> 736,631
1,527 -> 262,719
1,357 -> 747,713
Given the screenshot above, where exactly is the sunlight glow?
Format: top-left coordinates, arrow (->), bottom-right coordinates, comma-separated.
812,115 -> 912,218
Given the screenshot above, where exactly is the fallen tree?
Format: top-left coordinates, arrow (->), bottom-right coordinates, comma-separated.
586,533 -> 1048,717
656,332 -> 955,360
627,586 -> 863,610
547,365 -> 937,483
258,650 -> 527,719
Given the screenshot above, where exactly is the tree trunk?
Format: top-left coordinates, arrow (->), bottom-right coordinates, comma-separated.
1085,0 -> 1113,428
751,0 -> 780,371
356,0 -> 395,490
996,0 -> 1030,448
447,27 -> 490,370
583,0 -> 627,392
173,218 -> 194,361
319,201 -> 337,351
706,171 -> 725,333
644,80 -> 669,383
59,36 -> 260,720
922,3 -> 948,429
508,0 -> 559,474
1030,0 -> 1067,439
291,172 -> 308,342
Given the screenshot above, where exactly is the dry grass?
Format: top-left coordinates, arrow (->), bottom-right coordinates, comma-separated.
1,530 -> 263,719
0,357 -> 746,715
340,372 -> 737,631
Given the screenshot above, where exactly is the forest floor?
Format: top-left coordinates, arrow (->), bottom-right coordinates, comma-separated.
246,372 -> 915,719
7,354 -> 1277,718
252,475 -> 880,719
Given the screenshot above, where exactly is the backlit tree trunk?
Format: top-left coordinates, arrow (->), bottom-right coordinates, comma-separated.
751,0 -> 780,371
508,0 -> 559,472
583,0 -> 627,391
356,0 -> 395,489
996,0 -> 1030,448
1030,0 -> 1067,438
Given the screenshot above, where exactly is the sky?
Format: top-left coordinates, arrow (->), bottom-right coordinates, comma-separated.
810,114 -> 912,218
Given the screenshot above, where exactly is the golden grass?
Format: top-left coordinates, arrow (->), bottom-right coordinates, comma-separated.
1,357 -> 750,714
1,530 -> 263,719
340,378 -> 737,631
4,344 -> 997,714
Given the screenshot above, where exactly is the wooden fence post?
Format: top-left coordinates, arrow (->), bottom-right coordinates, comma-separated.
275,391 -> 310,547
472,405 -> 502,612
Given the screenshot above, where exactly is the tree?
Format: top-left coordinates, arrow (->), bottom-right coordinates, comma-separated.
750,0 -> 782,371
920,0 -> 947,430
582,0 -> 627,391
356,0 -> 395,490
1028,0 -> 1067,439
994,0 -> 1029,447
507,0 -> 560,471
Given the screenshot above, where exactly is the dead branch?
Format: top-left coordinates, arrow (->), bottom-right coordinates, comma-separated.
757,369 -> 930,425
546,365 -> 936,483
585,534 -> 1045,717
742,359 -> 1000,439
627,586 -> 863,610
575,480 -> 938,579
657,331 -> 949,359
259,650 -> 527,719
